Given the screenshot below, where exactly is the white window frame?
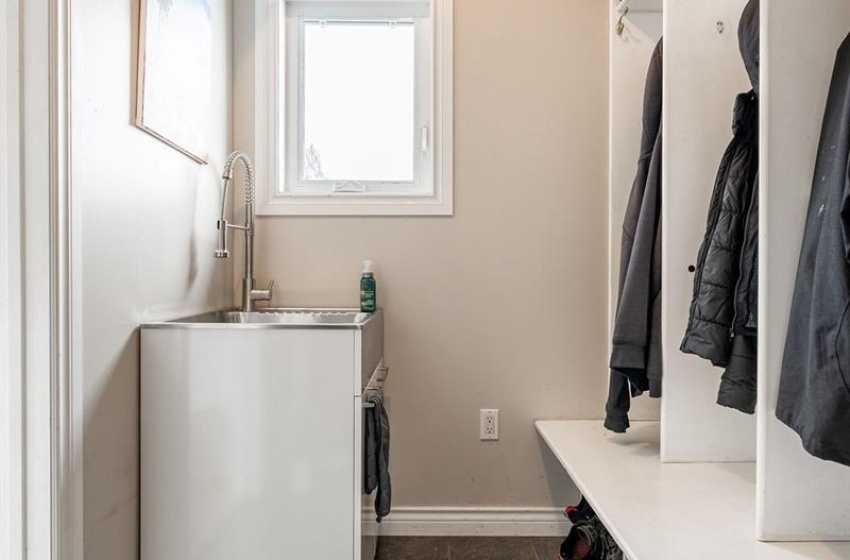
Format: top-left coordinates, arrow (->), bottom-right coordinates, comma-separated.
254,0 -> 453,216
285,12 -> 430,196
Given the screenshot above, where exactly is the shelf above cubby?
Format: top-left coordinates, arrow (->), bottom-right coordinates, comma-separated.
535,421 -> 850,559
622,0 -> 662,13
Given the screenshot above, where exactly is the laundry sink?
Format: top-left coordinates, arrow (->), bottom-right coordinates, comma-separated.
140,306 -> 384,560
145,308 -> 377,329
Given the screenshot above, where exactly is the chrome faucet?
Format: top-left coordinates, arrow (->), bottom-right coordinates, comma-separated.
215,151 -> 274,312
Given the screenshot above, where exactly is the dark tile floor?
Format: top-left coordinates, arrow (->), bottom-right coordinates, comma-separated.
376,537 -> 562,560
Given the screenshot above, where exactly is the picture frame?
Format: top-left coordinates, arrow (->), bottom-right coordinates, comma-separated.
135,0 -> 213,164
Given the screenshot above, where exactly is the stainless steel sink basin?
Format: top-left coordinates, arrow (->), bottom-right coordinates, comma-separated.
218,310 -> 369,325
145,308 -> 379,329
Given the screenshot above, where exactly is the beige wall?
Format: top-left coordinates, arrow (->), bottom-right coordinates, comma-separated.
236,0 -> 609,508
72,1 -> 232,558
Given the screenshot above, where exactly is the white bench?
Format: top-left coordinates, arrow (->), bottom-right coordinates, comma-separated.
536,420 -> 850,560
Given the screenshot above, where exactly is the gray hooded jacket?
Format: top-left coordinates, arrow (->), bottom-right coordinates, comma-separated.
776,32 -> 850,468
605,39 -> 663,433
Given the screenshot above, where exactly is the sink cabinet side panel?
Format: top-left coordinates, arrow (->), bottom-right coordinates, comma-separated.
141,328 -> 356,560
359,311 -> 384,394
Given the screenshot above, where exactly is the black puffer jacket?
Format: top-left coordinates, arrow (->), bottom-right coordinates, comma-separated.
681,0 -> 760,415
717,0 -> 761,414
718,170 -> 759,413
738,0 -> 760,96
680,92 -> 758,364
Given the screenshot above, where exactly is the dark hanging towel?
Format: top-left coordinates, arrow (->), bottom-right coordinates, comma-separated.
605,38 -> 663,434
364,389 -> 392,520
776,32 -> 850,468
680,0 -> 760,415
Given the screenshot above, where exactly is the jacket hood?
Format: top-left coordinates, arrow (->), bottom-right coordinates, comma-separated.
738,0 -> 760,94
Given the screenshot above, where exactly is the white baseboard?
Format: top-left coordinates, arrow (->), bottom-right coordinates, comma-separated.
375,507 -> 569,537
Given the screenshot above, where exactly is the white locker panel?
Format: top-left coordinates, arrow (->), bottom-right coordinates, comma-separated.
661,0 -> 757,462
758,0 -> 850,541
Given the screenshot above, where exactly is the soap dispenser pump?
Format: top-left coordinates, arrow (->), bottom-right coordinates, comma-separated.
360,260 -> 377,313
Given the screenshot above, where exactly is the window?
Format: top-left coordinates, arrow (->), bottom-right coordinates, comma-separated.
254,0 -> 453,216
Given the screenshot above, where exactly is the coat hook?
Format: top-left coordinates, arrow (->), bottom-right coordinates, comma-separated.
616,6 -> 629,36
716,20 -> 725,34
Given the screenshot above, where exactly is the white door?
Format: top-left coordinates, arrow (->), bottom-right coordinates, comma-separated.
0,0 -> 26,555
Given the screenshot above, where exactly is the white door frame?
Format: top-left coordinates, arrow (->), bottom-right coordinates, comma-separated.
50,0 -> 83,557
1,0 -> 81,559
1,0 -> 26,556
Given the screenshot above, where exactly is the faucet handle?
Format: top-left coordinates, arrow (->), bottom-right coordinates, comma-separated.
251,280 -> 274,303
215,219 -> 229,259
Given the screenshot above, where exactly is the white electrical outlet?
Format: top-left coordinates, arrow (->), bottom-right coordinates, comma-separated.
479,409 -> 499,441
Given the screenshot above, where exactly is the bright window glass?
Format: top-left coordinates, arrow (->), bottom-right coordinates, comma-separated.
301,20 -> 416,183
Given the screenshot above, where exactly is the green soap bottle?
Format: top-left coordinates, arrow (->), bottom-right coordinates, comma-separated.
360,260 -> 377,313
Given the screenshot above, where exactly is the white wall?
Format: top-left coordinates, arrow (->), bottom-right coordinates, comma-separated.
71,1 -> 232,558
234,0 -> 610,510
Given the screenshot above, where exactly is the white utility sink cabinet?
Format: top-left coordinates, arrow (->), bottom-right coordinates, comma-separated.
140,309 -> 384,560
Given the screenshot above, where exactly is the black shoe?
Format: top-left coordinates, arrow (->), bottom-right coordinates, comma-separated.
563,497 -> 595,525
559,498 -> 623,560
559,523 -> 604,560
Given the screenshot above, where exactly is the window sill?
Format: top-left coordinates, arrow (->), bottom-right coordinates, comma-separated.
256,193 -> 453,217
